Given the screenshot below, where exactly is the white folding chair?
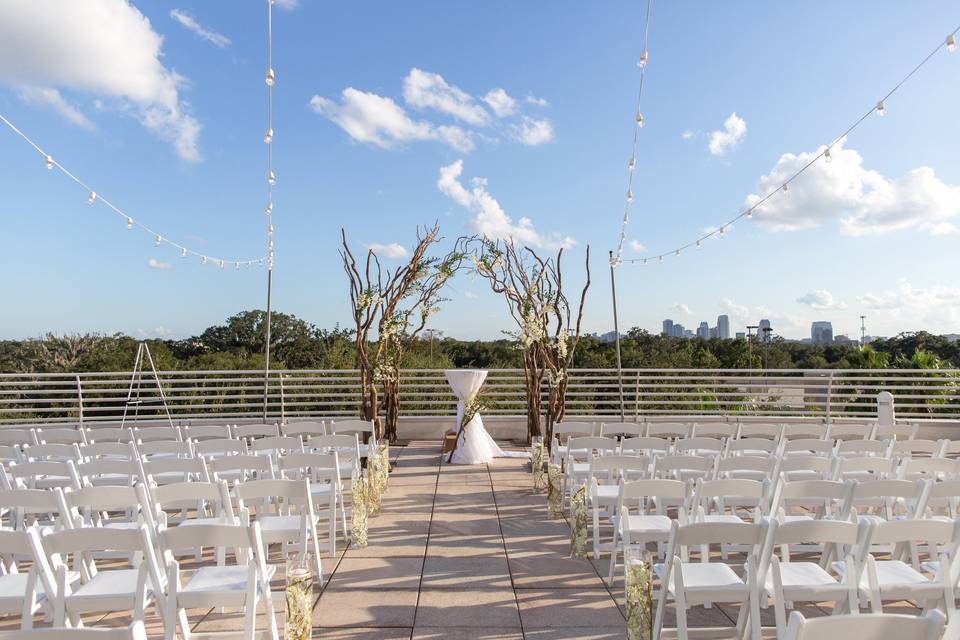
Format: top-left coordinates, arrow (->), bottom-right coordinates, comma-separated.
59,485 -> 156,534
921,479 -> 960,520
898,457 -> 958,482
75,459 -> 141,487
834,456 -> 896,482
781,424 -> 826,441
235,478 -> 324,583
715,455 -> 776,483
778,456 -> 834,482
551,421 -> 595,465
598,422 -> 643,438
619,436 -> 672,458
782,438 -> 834,459
826,422 -> 873,441
41,525 -> 165,628
736,422 -> 783,441
646,422 -> 692,440
7,460 -> 80,491
674,437 -> 725,458
760,518 -> 867,640
183,424 -> 232,442
892,439 -> 945,459
783,610 -> 944,640
607,478 -> 691,582
653,520 -> 767,640
563,437 -> 618,510
234,423 -> 280,444
770,479 -> 852,525
0,621 -> 150,639
207,454 -> 274,485
276,452 -> 342,555
651,454 -> 716,483
841,479 -> 927,524
282,421 -> 327,440
132,426 -> 182,443
726,437 -> 778,457
159,522 -> 279,640
20,443 -> 81,463
692,422 -> 737,440
0,488 -> 71,533
874,423 -> 919,442
587,455 -> 649,557
82,427 -> 134,444
693,478 -> 768,558
329,419 -> 377,460
136,439 -> 194,461
194,438 -> 248,459
0,527 -> 58,629
249,435 -> 304,462
33,428 -> 86,446
140,456 -> 210,486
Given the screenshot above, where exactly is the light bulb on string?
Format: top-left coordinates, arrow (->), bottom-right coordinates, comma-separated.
155,235 -> 162,246
219,260 -> 224,269
87,191 -> 96,205
266,68 -> 275,86
44,155 -> 54,170
126,217 -> 133,230
719,226 -> 726,237
948,35 -> 957,52
264,128 -> 273,144
658,256 -> 663,264
628,156 -> 636,170
876,100 -> 886,117
181,247 -> 187,258
626,190 -> 633,203
642,259 -> 648,265
637,51 -> 649,69
824,147 -> 833,163
201,256 -> 207,265
265,202 -> 273,215
268,170 -> 276,186
235,262 -> 241,270
782,183 -> 790,194
268,224 -> 274,235
746,208 -> 754,219
675,249 -> 681,256
696,239 -> 702,249
635,112 -> 644,128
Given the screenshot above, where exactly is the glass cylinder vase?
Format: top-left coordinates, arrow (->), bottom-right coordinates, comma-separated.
546,463 -> 562,519
569,483 -> 588,558
531,438 -> 546,492
351,471 -> 369,548
284,553 -> 314,640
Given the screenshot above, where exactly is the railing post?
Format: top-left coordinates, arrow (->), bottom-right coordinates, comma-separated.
75,374 -> 84,428
825,371 -> 835,422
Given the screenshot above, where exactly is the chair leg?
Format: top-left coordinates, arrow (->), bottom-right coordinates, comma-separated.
749,592 -> 762,640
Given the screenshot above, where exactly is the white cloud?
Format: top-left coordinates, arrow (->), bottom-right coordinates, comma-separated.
672,303 -> 692,316
0,0 -> 201,161
525,95 -> 549,107
437,160 -> 574,249
514,116 -> 554,146
148,258 -> 172,270
628,239 -> 646,252
859,281 -> 960,311
464,291 -> 479,300
482,88 -> 517,118
402,68 -> 489,126
708,112 -> 746,156
367,242 -> 409,259
856,280 -> 960,335
796,289 -> 847,310
681,130 -> 695,140
17,87 -> 94,130
746,138 -> 960,235
719,298 -> 750,320
137,326 -> 172,337
170,9 -> 230,48
309,89 -> 473,152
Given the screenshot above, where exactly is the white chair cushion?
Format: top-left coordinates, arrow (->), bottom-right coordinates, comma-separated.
764,562 -> 840,591
178,564 -> 276,608
654,562 -> 745,594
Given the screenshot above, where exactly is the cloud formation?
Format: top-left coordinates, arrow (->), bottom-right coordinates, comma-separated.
437,160 -> 574,249
148,258 -> 172,270
482,88 -> 517,118
403,68 -> 488,126
367,242 -> 409,259
628,239 -> 646,252
796,290 -> 847,310
309,89 -> 473,152
170,9 -> 231,48
17,87 -> 94,130
0,0 -> 202,162
746,139 -> 960,235
708,113 -> 746,156
672,303 -> 692,316
514,116 -> 555,146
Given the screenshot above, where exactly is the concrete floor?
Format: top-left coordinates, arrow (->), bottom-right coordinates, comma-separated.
2,440 -> 927,639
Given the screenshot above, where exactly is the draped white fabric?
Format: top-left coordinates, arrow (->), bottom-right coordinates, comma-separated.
445,369 -> 524,465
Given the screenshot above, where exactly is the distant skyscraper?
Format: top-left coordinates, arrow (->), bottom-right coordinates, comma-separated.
697,322 -> 710,340
662,319 -> 674,337
758,319 -> 772,342
811,321 -> 834,345
672,323 -> 685,338
717,315 -> 730,340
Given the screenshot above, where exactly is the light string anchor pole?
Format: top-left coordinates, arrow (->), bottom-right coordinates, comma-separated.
609,251 -> 626,421
262,0 -> 275,421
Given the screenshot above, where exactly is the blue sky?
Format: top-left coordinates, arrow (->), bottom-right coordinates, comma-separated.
0,1 -> 958,341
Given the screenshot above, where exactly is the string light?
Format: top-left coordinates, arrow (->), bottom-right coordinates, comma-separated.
265,202 -> 273,214
266,68 -> 275,86
658,255 -> 663,264
616,24 -> 960,268
268,170 -> 276,186
181,247 -> 187,258
219,259 -> 225,269
201,256 -> 207,265
612,0 -> 654,266
264,128 -> 273,144
154,234 -> 162,246
0,113 -> 266,269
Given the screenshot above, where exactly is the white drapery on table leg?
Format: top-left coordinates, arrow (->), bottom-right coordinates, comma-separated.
445,369 -> 525,465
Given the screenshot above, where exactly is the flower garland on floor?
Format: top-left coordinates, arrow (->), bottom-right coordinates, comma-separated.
546,463 -> 562,519
531,441 -> 546,491
625,551 -> 654,640
569,484 -> 588,557
351,470 -> 368,548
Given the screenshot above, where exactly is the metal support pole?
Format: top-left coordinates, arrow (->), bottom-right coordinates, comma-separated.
263,269 -> 273,421
609,251 -> 626,421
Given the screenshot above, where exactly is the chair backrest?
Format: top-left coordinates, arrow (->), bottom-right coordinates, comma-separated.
0,429 -> 37,447
646,422 -> 692,439
80,442 -> 136,460
834,456 -> 895,480
898,457 -> 957,481
207,454 -> 274,482
0,526 -> 56,597
783,611 -> 944,640
151,480 -> 233,524
83,427 -> 134,444
589,454 -> 649,481
620,436 -> 672,456
75,458 -> 141,486
235,478 -> 313,520
736,422 -> 782,440
141,457 -> 210,484
8,460 -> 79,489
652,455 -> 716,480
137,439 -> 194,459
835,439 -> 890,457
874,423 -> 919,441
194,438 -> 248,457
276,452 -> 340,484
599,422 -> 643,438
826,422 -> 872,441
768,517 -> 862,547
691,422 -> 737,439
60,485 -> 150,529
694,478 -> 767,511
891,439 -> 944,458
329,420 -> 376,447
566,437 -> 618,459
282,421 -> 327,438
620,479 -> 691,514
673,437 -> 724,455
133,426 -> 182,443
234,423 -> 280,440
715,455 -> 776,479
34,427 -> 86,445
250,435 -> 304,456
844,479 -> 925,519
552,422 -> 595,439
866,517 -> 958,548
21,443 -> 81,462
0,487 -> 65,520
781,424 -> 826,441
183,424 -> 232,441
783,438 -> 834,457
672,520 -> 766,548
778,456 -> 834,480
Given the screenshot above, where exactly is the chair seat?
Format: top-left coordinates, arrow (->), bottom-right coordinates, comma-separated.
781,514 -> 815,523
67,570 -> 155,612
764,562 -> 842,592
870,560 -> 938,592
623,514 -> 672,536
0,574 -> 45,612
701,514 -> 745,525
654,562 -> 746,596
592,485 -> 619,502
178,564 -> 277,608
258,515 -> 315,542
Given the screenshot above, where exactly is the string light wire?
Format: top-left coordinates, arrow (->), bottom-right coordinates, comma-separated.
612,0 -> 654,266
617,24 -> 960,266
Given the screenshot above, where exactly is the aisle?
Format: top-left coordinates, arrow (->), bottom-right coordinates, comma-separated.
312,439 -> 633,639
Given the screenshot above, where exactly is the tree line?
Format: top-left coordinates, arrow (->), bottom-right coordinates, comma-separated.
1,309 -> 957,374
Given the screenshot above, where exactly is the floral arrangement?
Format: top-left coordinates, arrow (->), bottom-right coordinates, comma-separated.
367,453 -> 383,517
351,471 -> 368,548
531,441 -> 546,491
546,463 -> 562,519
284,556 -> 313,640
625,550 -> 654,640
570,484 -> 588,557
377,443 -> 390,489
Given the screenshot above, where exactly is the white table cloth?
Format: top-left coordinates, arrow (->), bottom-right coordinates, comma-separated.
445,369 -> 524,465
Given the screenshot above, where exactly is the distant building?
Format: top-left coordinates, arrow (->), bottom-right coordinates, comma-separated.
717,315 -> 730,340
662,319 -> 674,337
834,334 -> 853,344
697,322 -> 710,340
811,321 -> 834,345
709,326 -> 718,339
758,319 -> 772,342
683,329 -> 695,339
735,332 -> 746,339
672,324 -> 685,338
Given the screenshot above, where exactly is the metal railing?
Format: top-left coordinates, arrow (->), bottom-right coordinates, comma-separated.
0,368 -> 958,425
